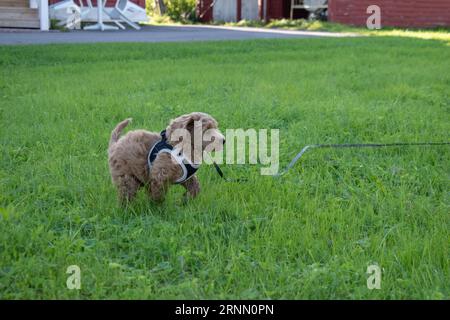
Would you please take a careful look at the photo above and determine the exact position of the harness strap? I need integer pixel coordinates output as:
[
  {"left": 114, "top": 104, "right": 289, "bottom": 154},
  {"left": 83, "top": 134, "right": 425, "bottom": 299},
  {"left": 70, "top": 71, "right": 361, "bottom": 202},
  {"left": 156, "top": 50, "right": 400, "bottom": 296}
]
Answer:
[{"left": 147, "top": 130, "right": 199, "bottom": 184}]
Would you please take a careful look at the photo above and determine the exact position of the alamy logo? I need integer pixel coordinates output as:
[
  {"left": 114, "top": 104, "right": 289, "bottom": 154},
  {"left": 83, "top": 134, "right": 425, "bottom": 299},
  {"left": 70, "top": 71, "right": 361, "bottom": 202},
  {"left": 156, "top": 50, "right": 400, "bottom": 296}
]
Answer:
[
  {"left": 66, "top": 265, "right": 81, "bottom": 290},
  {"left": 366, "top": 5, "right": 381, "bottom": 30},
  {"left": 170, "top": 122, "right": 280, "bottom": 176},
  {"left": 366, "top": 264, "right": 381, "bottom": 290}
]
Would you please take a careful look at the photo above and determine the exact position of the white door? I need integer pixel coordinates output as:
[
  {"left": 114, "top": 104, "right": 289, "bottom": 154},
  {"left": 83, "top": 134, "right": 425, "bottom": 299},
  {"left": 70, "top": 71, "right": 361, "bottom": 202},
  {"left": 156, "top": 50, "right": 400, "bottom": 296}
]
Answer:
[
  {"left": 241, "top": 0, "right": 259, "bottom": 21},
  {"left": 213, "top": 0, "right": 237, "bottom": 22}
]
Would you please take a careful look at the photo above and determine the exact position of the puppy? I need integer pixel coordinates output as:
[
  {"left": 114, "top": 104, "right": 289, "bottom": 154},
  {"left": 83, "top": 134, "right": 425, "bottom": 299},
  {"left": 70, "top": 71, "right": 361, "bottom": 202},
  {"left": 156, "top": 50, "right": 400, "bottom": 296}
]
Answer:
[{"left": 108, "top": 112, "right": 225, "bottom": 204}]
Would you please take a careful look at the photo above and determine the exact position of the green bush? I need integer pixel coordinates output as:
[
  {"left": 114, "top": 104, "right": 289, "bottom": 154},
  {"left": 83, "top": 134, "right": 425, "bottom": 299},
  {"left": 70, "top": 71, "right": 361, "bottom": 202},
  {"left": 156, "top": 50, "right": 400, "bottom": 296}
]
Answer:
[
  {"left": 147, "top": 0, "right": 197, "bottom": 22},
  {"left": 167, "top": 0, "right": 197, "bottom": 21}
]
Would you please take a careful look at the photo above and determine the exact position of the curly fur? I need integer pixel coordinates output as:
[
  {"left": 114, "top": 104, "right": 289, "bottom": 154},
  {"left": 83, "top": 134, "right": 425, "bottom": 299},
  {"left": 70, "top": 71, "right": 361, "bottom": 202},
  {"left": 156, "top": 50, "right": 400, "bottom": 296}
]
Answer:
[{"left": 108, "top": 112, "right": 224, "bottom": 204}]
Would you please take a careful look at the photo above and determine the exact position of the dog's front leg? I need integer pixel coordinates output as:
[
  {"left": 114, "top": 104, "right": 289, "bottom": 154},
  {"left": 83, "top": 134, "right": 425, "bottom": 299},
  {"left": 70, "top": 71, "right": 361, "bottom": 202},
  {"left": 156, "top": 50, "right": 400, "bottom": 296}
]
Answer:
[
  {"left": 148, "top": 155, "right": 173, "bottom": 203},
  {"left": 181, "top": 175, "right": 200, "bottom": 200},
  {"left": 149, "top": 172, "right": 170, "bottom": 203}
]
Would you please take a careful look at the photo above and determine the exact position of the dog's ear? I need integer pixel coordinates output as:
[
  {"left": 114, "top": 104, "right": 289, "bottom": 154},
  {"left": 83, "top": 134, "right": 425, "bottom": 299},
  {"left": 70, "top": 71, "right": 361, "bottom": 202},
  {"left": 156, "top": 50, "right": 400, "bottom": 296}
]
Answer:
[
  {"left": 183, "top": 114, "right": 196, "bottom": 131},
  {"left": 186, "top": 113, "right": 208, "bottom": 135},
  {"left": 202, "top": 116, "right": 218, "bottom": 131},
  {"left": 166, "top": 113, "right": 200, "bottom": 142}
]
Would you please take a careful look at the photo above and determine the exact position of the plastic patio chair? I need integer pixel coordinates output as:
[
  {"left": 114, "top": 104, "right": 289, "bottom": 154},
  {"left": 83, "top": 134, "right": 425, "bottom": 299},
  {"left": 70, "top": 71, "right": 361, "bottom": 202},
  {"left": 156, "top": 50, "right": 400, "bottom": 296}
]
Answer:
[
  {"left": 82, "top": 0, "right": 126, "bottom": 30},
  {"left": 107, "top": 0, "right": 141, "bottom": 30},
  {"left": 51, "top": 0, "right": 94, "bottom": 28},
  {"left": 51, "top": 0, "right": 142, "bottom": 30}
]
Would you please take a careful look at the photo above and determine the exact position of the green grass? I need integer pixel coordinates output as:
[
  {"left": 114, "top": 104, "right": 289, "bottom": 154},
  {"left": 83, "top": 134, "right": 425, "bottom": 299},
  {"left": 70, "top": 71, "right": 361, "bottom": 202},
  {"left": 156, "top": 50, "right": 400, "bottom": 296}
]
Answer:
[
  {"left": 215, "top": 19, "right": 450, "bottom": 43},
  {"left": 148, "top": 16, "right": 450, "bottom": 42},
  {"left": 0, "top": 36, "right": 449, "bottom": 299}
]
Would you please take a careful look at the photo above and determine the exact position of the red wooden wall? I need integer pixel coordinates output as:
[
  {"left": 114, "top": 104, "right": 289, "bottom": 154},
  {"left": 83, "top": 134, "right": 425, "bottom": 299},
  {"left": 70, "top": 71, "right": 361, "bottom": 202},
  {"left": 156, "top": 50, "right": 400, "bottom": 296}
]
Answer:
[
  {"left": 328, "top": 0, "right": 450, "bottom": 28},
  {"left": 266, "top": 0, "right": 284, "bottom": 20},
  {"left": 197, "top": 0, "right": 213, "bottom": 22},
  {"left": 198, "top": 0, "right": 308, "bottom": 22},
  {"left": 266, "top": 0, "right": 308, "bottom": 20},
  {"left": 49, "top": 0, "right": 146, "bottom": 8}
]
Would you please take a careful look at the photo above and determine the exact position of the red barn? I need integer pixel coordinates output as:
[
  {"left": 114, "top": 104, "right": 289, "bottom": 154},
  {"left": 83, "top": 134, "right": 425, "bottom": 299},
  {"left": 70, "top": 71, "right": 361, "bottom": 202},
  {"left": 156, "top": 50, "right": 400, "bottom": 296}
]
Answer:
[
  {"left": 328, "top": 0, "right": 450, "bottom": 28},
  {"left": 197, "top": 0, "right": 308, "bottom": 22},
  {"left": 198, "top": 0, "right": 450, "bottom": 28}
]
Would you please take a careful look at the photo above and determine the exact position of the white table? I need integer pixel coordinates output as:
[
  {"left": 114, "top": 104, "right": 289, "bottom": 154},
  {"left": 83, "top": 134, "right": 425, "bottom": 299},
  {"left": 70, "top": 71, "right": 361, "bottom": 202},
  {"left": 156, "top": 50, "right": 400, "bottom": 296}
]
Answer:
[{"left": 84, "top": 0, "right": 118, "bottom": 31}]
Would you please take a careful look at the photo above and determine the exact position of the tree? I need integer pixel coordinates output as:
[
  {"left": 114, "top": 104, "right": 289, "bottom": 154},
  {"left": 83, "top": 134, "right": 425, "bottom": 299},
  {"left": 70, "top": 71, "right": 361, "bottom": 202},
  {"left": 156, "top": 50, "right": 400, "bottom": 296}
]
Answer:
[{"left": 154, "top": 0, "right": 167, "bottom": 15}]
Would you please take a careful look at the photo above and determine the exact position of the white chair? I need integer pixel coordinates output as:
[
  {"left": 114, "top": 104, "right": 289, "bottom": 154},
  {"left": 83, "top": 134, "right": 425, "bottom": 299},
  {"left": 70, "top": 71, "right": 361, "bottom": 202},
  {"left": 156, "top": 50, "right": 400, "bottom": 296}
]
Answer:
[
  {"left": 50, "top": 0, "right": 93, "bottom": 28},
  {"left": 51, "top": 0, "right": 145, "bottom": 30},
  {"left": 106, "top": 0, "right": 141, "bottom": 30}
]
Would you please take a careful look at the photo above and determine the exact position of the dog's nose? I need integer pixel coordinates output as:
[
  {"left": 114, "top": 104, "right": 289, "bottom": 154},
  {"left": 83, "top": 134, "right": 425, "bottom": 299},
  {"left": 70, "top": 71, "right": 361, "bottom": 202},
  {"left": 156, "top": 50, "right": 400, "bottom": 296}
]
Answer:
[{"left": 223, "top": 139, "right": 226, "bottom": 145}]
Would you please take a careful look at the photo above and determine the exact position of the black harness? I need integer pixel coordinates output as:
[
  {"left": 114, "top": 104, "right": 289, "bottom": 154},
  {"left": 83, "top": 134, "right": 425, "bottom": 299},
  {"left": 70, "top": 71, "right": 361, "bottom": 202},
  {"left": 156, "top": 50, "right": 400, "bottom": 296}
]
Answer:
[{"left": 147, "top": 130, "right": 199, "bottom": 184}]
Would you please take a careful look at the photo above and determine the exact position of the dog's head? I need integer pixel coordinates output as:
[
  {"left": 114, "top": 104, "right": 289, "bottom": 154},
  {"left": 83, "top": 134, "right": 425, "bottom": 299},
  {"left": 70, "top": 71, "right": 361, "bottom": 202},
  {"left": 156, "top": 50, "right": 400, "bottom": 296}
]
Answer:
[{"left": 166, "top": 112, "right": 225, "bottom": 160}]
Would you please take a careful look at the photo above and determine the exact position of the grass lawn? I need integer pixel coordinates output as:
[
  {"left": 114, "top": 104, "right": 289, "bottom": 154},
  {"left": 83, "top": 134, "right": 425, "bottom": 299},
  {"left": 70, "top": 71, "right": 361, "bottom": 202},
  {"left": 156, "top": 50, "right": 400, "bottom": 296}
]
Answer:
[
  {"left": 0, "top": 36, "right": 449, "bottom": 299},
  {"left": 217, "top": 19, "right": 450, "bottom": 43},
  {"left": 151, "top": 17, "right": 450, "bottom": 43}
]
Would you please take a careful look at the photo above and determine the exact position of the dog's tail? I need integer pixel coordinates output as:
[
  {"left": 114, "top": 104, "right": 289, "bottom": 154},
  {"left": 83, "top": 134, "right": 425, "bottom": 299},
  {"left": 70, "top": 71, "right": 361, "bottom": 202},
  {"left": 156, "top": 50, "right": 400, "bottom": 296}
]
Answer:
[{"left": 109, "top": 118, "right": 132, "bottom": 148}]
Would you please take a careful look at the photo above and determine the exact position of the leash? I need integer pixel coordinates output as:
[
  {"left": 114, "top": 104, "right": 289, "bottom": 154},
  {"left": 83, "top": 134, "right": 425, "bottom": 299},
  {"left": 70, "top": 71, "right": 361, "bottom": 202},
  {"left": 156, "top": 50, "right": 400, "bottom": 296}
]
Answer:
[
  {"left": 212, "top": 161, "right": 248, "bottom": 182},
  {"left": 212, "top": 141, "right": 450, "bottom": 181}
]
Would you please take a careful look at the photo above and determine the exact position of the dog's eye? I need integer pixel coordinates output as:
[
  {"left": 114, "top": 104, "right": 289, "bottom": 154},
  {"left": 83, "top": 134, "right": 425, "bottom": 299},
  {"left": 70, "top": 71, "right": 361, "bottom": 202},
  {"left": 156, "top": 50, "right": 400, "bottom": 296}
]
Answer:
[{"left": 178, "top": 152, "right": 182, "bottom": 156}]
